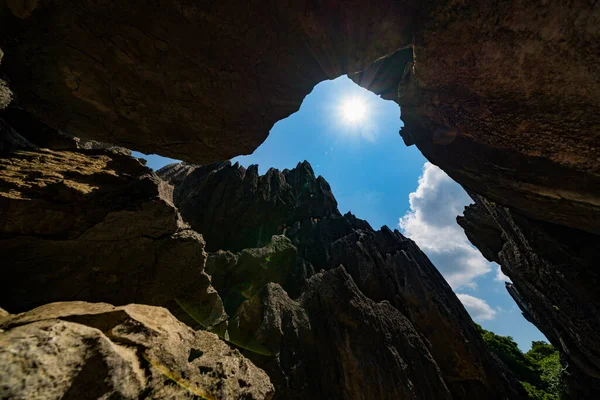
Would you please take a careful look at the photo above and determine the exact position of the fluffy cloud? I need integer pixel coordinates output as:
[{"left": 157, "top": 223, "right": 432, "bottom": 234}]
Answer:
[
  {"left": 456, "top": 294, "right": 497, "bottom": 321},
  {"left": 399, "top": 162, "right": 493, "bottom": 289}
]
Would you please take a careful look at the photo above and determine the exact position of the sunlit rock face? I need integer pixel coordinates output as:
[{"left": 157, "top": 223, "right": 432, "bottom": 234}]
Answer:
[
  {"left": 0, "top": 302, "right": 274, "bottom": 400},
  {"left": 160, "top": 161, "right": 527, "bottom": 400},
  {"left": 0, "top": 120, "right": 225, "bottom": 330},
  {"left": 458, "top": 195, "right": 600, "bottom": 398}
]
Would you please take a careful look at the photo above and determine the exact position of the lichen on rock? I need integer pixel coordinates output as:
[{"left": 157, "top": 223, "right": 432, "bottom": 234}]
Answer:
[{"left": 0, "top": 302, "right": 274, "bottom": 400}]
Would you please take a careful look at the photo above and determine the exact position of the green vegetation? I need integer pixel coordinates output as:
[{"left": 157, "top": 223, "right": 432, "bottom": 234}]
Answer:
[{"left": 476, "top": 325, "right": 563, "bottom": 399}]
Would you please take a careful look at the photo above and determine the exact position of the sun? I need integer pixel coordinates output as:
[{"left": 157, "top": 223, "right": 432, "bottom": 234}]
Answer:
[{"left": 341, "top": 97, "right": 367, "bottom": 123}]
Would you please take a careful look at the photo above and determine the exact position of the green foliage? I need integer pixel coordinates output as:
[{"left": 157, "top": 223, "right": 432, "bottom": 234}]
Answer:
[
  {"left": 476, "top": 324, "right": 563, "bottom": 399},
  {"left": 528, "top": 341, "right": 556, "bottom": 362},
  {"left": 520, "top": 381, "right": 558, "bottom": 400},
  {"left": 476, "top": 324, "right": 540, "bottom": 385},
  {"left": 536, "top": 351, "right": 562, "bottom": 396}
]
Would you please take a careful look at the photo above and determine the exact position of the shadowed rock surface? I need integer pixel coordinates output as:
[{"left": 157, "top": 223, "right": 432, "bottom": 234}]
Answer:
[
  {"left": 0, "top": 126, "right": 226, "bottom": 329},
  {"left": 160, "top": 161, "right": 339, "bottom": 252},
  {"left": 1, "top": 1, "right": 599, "bottom": 396},
  {"left": 161, "top": 161, "right": 527, "bottom": 400},
  {"left": 0, "top": 0, "right": 414, "bottom": 162},
  {"left": 458, "top": 195, "right": 600, "bottom": 398},
  {"left": 0, "top": 302, "right": 274, "bottom": 400},
  {"left": 1, "top": 1, "right": 598, "bottom": 236},
  {"left": 234, "top": 267, "right": 455, "bottom": 400},
  {"left": 0, "top": 46, "right": 11, "bottom": 110},
  {"left": 352, "top": 1, "right": 600, "bottom": 236}
]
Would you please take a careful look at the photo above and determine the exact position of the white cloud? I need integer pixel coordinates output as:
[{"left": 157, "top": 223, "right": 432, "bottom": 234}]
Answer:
[
  {"left": 495, "top": 265, "right": 512, "bottom": 283},
  {"left": 457, "top": 294, "right": 497, "bottom": 321},
  {"left": 399, "top": 162, "right": 493, "bottom": 289}
]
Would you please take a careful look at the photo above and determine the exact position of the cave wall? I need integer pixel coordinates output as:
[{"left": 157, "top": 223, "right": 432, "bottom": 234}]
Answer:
[{"left": 0, "top": 0, "right": 415, "bottom": 162}]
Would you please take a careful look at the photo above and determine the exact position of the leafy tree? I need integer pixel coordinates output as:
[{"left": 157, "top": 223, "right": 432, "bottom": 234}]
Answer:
[
  {"left": 475, "top": 324, "right": 563, "bottom": 399},
  {"left": 527, "top": 341, "right": 556, "bottom": 362}
]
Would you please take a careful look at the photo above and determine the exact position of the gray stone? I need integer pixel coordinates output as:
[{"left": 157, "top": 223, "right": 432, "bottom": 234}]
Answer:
[{"left": 0, "top": 302, "right": 274, "bottom": 400}]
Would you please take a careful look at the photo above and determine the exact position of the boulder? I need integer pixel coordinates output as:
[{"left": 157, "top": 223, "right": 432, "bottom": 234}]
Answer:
[
  {"left": 0, "top": 301, "right": 274, "bottom": 400},
  {"left": 0, "top": 143, "right": 225, "bottom": 330}
]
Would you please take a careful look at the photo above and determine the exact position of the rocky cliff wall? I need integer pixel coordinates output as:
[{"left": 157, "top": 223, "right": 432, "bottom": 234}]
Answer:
[
  {"left": 160, "top": 160, "right": 527, "bottom": 399},
  {"left": 458, "top": 195, "right": 600, "bottom": 398}
]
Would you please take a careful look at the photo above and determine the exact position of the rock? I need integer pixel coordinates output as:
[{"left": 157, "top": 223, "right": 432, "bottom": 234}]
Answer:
[
  {"left": 229, "top": 269, "right": 454, "bottom": 400},
  {"left": 456, "top": 200, "right": 504, "bottom": 263},
  {"left": 206, "top": 235, "right": 298, "bottom": 315},
  {"left": 159, "top": 161, "right": 339, "bottom": 252},
  {"left": 0, "top": 46, "right": 12, "bottom": 110},
  {"left": 0, "top": 141, "right": 226, "bottom": 331},
  {"left": 0, "top": 79, "right": 11, "bottom": 110},
  {"left": 301, "top": 267, "right": 453, "bottom": 399},
  {"left": 458, "top": 195, "right": 600, "bottom": 398},
  {"left": 156, "top": 162, "right": 197, "bottom": 188},
  {"left": 166, "top": 161, "right": 527, "bottom": 399},
  {"left": 2, "top": 2, "right": 598, "bottom": 393},
  {"left": 0, "top": 301, "right": 274, "bottom": 400},
  {"left": 0, "top": 108, "right": 135, "bottom": 153},
  {"left": 349, "top": 47, "right": 413, "bottom": 102},
  {"left": 354, "top": 1, "right": 600, "bottom": 235},
  {"left": 0, "top": 108, "right": 79, "bottom": 150},
  {"left": 75, "top": 136, "right": 132, "bottom": 156},
  {"left": 1, "top": 116, "right": 36, "bottom": 152},
  {"left": 2, "top": 1, "right": 598, "bottom": 236},
  {"left": 0, "top": 0, "right": 414, "bottom": 163}
]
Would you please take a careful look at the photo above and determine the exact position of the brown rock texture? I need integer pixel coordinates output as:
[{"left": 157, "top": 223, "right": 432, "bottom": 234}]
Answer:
[
  {"left": 1, "top": 1, "right": 598, "bottom": 235},
  {"left": 0, "top": 46, "right": 12, "bottom": 110},
  {"left": 234, "top": 268, "right": 454, "bottom": 400},
  {"left": 458, "top": 195, "right": 600, "bottom": 398},
  {"left": 0, "top": 0, "right": 414, "bottom": 162},
  {"left": 160, "top": 161, "right": 527, "bottom": 400},
  {"left": 0, "top": 142, "right": 225, "bottom": 330},
  {"left": 0, "top": 301, "right": 274, "bottom": 400},
  {"left": 354, "top": 1, "right": 600, "bottom": 235}
]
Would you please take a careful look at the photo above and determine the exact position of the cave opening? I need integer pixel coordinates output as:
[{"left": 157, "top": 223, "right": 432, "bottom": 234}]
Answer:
[{"left": 133, "top": 75, "right": 547, "bottom": 352}]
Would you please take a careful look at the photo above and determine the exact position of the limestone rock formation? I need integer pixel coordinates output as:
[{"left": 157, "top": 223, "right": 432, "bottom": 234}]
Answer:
[
  {"left": 0, "top": 301, "right": 274, "bottom": 400},
  {"left": 0, "top": 0, "right": 414, "bottom": 162},
  {"left": 1, "top": 1, "right": 598, "bottom": 235},
  {"left": 0, "top": 46, "right": 12, "bottom": 110},
  {"left": 206, "top": 235, "right": 298, "bottom": 316},
  {"left": 233, "top": 267, "right": 455, "bottom": 400},
  {"left": 161, "top": 161, "right": 527, "bottom": 400},
  {"left": 0, "top": 122, "right": 225, "bottom": 330},
  {"left": 1, "top": 0, "right": 599, "bottom": 396},
  {"left": 458, "top": 195, "right": 600, "bottom": 398},
  {"left": 160, "top": 160, "right": 339, "bottom": 252}
]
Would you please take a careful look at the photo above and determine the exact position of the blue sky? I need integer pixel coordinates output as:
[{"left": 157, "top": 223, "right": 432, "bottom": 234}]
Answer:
[{"left": 134, "top": 76, "right": 546, "bottom": 351}]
